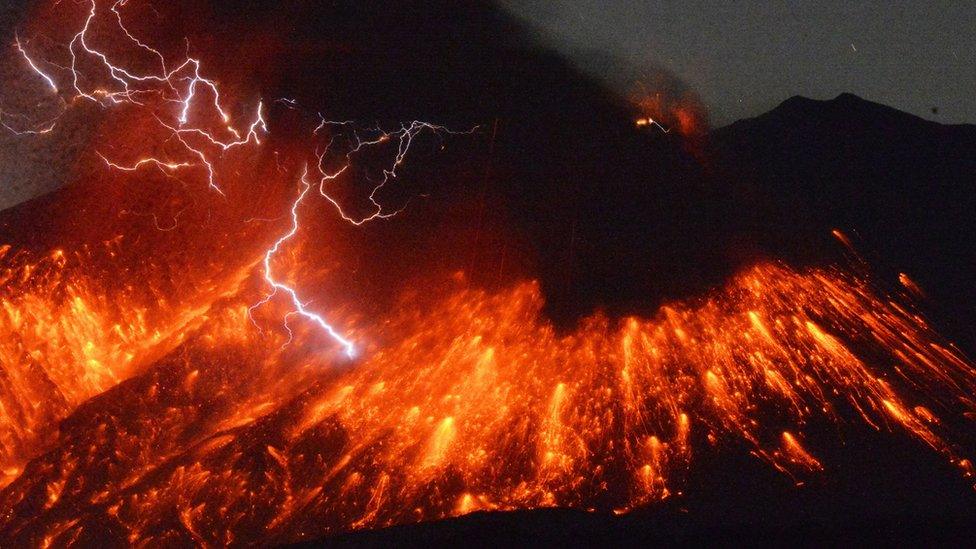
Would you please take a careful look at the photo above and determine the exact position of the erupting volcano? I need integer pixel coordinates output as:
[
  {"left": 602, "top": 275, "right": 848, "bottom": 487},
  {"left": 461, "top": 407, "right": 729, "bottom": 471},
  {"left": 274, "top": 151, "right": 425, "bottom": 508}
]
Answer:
[{"left": 1, "top": 0, "right": 975, "bottom": 545}]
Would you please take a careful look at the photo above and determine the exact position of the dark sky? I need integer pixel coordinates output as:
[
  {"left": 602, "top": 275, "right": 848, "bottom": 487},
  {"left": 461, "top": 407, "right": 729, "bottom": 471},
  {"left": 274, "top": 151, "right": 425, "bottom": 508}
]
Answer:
[{"left": 502, "top": 1, "right": 976, "bottom": 126}]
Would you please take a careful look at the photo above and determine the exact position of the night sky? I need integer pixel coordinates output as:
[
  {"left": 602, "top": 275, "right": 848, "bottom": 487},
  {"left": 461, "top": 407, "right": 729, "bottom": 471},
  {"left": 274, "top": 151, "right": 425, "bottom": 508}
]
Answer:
[{"left": 503, "top": 1, "right": 976, "bottom": 126}]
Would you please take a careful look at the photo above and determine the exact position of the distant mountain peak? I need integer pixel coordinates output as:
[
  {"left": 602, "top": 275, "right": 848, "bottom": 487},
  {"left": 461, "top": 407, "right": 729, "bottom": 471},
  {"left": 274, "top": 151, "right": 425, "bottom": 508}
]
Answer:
[
  {"left": 771, "top": 92, "right": 916, "bottom": 120},
  {"left": 833, "top": 91, "right": 865, "bottom": 103},
  {"left": 715, "top": 92, "right": 949, "bottom": 137}
]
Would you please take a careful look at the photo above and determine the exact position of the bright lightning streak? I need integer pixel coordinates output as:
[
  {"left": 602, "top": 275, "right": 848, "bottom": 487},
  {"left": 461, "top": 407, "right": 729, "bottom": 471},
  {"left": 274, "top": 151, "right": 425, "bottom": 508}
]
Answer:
[
  {"left": 312, "top": 121, "right": 477, "bottom": 224},
  {"left": 9, "top": 0, "right": 474, "bottom": 359},
  {"left": 251, "top": 168, "right": 357, "bottom": 358},
  {"left": 97, "top": 152, "right": 194, "bottom": 173},
  {"left": 0, "top": 108, "right": 59, "bottom": 135},
  {"left": 14, "top": 34, "right": 58, "bottom": 93},
  {"left": 6, "top": 0, "right": 268, "bottom": 193},
  {"left": 250, "top": 120, "right": 474, "bottom": 356}
]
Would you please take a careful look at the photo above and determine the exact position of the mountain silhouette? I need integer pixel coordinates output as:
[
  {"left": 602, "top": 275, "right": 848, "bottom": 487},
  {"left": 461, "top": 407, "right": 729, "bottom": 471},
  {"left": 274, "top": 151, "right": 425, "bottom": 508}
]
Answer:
[
  {"left": 711, "top": 92, "right": 976, "bottom": 348},
  {"left": 3, "top": 4, "right": 973, "bottom": 335}
]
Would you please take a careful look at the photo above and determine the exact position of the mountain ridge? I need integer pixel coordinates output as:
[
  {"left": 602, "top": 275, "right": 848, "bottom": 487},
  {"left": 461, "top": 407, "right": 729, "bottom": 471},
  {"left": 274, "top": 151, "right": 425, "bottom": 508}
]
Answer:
[{"left": 717, "top": 92, "right": 976, "bottom": 135}]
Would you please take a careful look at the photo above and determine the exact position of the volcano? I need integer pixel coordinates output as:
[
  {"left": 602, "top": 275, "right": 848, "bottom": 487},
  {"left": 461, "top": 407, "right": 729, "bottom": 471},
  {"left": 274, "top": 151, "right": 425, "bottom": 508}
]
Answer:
[{"left": 1, "top": 1, "right": 975, "bottom": 546}]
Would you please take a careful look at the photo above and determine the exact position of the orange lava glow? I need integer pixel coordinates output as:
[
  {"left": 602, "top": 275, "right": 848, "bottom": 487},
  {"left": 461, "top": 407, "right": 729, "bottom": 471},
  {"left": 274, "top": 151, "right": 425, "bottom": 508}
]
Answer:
[
  {"left": 1, "top": 253, "right": 974, "bottom": 544},
  {"left": 631, "top": 90, "right": 708, "bottom": 139},
  {"left": 0, "top": 240, "right": 255, "bottom": 485}
]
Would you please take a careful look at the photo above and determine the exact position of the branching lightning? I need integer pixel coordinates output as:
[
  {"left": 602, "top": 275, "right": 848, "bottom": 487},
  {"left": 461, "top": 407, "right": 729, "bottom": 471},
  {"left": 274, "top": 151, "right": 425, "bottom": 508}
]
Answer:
[
  {"left": 8, "top": 0, "right": 472, "bottom": 357},
  {"left": 249, "top": 120, "right": 475, "bottom": 356},
  {"left": 250, "top": 169, "right": 357, "bottom": 357},
  {"left": 6, "top": 2, "right": 976, "bottom": 544}
]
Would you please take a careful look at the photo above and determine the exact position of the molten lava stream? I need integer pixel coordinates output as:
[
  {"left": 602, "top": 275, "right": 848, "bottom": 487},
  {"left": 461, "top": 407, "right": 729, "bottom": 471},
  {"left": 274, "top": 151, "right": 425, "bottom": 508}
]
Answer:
[
  {"left": 0, "top": 260, "right": 974, "bottom": 545},
  {"left": 0, "top": 239, "right": 255, "bottom": 488}
]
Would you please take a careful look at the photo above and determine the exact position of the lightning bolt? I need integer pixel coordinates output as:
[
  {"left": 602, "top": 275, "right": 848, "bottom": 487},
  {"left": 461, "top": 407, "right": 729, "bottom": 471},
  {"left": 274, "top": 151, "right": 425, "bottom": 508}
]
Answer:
[
  {"left": 3, "top": 34, "right": 63, "bottom": 134},
  {"left": 249, "top": 120, "right": 476, "bottom": 356},
  {"left": 7, "top": 0, "right": 268, "bottom": 192},
  {"left": 8, "top": 0, "right": 476, "bottom": 359},
  {"left": 14, "top": 33, "right": 58, "bottom": 93},
  {"left": 251, "top": 168, "right": 357, "bottom": 357}
]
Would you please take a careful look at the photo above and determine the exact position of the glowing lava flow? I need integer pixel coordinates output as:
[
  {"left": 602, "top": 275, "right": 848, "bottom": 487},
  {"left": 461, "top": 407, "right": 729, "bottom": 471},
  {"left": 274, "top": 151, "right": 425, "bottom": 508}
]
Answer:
[
  {"left": 1, "top": 0, "right": 471, "bottom": 491},
  {"left": 1, "top": 262, "right": 975, "bottom": 545},
  {"left": 0, "top": 239, "right": 256, "bottom": 487}
]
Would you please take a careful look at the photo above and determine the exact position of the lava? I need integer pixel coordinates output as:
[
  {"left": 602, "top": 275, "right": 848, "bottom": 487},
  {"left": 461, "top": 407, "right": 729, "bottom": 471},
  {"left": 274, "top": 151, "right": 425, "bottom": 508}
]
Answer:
[
  {"left": 630, "top": 87, "right": 708, "bottom": 140},
  {"left": 2, "top": 262, "right": 975, "bottom": 544},
  {"left": 1, "top": 0, "right": 975, "bottom": 546},
  {"left": 0, "top": 240, "right": 254, "bottom": 487}
]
